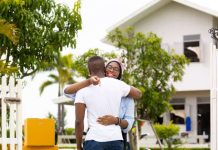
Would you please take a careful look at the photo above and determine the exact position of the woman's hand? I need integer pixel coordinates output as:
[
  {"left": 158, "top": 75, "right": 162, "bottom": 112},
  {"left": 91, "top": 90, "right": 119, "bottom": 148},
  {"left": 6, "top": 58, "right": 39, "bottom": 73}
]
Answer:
[{"left": 97, "top": 115, "right": 117, "bottom": 125}]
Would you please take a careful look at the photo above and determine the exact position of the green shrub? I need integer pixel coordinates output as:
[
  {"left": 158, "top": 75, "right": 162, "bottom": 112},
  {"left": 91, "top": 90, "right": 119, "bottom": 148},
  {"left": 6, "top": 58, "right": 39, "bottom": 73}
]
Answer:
[
  {"left": 140, "top": 148, "right": 209, "bottom": 150},
  {"left": 154, "top": 122, "right": 180, "bottom": 150},
  {"left": 65, "top": 128, "right": 75, "bottom": 135}
]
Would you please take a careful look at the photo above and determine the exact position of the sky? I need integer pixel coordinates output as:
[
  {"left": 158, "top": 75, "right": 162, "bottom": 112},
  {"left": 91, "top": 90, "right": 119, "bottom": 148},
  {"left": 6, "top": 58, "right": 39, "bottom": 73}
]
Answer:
[{"left": 22, "top": 0, "right": 218, "bottom": 128}]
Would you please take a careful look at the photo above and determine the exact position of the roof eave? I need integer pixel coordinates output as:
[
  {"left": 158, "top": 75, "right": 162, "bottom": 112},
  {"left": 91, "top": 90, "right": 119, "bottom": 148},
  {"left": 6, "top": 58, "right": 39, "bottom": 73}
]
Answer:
[
  {"left": 102, "top": 0, "right": 171, "bottom": 45},
  {"left": 106, "top": 0, "right": 171, "bottom": 32},
  {"left": 102, "top": 0, "right": 218, "bottom": 45},
  {"left": 174, "top": 0, "right": 218, "bottom": 18}
]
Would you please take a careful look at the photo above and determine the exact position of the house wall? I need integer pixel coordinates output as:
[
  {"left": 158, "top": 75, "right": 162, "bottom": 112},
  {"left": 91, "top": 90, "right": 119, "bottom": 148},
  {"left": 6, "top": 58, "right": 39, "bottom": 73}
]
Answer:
[
  {"left": 140, "top": 91, "right": 210, "bottom": 145},
  {"left": 129, "top": 2, "right": 214, "bottom": 143},
  {"left": 172, "top": 91, "right": 210, "bottom": 143},
  {"left": 213, "top": 17, "right": 218, "bottom": 28},
  {"left": 212, "top": 17, "right": 218, "bottom": 46},
  {"left": 132, "top": 1, "right": 213, "bottom": 91}
]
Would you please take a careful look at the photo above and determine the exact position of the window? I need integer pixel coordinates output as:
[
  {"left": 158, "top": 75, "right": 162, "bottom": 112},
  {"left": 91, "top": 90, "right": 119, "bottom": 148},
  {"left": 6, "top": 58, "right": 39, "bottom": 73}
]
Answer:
[
  {"left": 183, "top": 34, "right": 200, "bottom": 62},
  {"left": 170, "top": 98, "right": 185, "bottom": 124}
]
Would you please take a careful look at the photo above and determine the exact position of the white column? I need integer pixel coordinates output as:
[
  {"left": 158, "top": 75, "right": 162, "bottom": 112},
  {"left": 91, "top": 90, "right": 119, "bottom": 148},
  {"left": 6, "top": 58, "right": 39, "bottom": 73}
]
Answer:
[
  {"left": 210, "top": 44, "right": 218, "bottom": 150},
  {"left": 185, "top": 96, "right": 197, "bottom": 143}
]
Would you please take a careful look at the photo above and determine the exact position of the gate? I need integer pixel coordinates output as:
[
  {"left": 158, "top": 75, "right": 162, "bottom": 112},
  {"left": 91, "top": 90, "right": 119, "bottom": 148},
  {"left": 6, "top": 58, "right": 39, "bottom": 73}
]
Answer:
[{"left": 0, "top": 76, "right": 23, "bottom": 150}]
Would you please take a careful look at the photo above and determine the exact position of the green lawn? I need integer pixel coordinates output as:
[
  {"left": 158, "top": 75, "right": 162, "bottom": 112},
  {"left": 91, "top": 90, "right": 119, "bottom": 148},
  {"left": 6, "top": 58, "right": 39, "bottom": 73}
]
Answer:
[{"left": 140, "top": 148, "right": 209, "bottom": 150}]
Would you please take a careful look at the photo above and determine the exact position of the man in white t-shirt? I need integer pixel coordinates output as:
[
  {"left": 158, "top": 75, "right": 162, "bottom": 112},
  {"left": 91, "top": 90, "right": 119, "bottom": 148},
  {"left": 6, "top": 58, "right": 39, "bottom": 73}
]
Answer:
[{"left": 75, "top": 56, "right": 142, "bottom": 150}]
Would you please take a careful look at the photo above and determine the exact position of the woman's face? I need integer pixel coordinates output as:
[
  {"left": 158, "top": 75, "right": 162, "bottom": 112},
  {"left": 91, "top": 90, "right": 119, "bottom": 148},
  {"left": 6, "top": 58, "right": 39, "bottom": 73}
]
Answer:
[{"left": 106, "top": 62, "right": 120, "bottom": 79}]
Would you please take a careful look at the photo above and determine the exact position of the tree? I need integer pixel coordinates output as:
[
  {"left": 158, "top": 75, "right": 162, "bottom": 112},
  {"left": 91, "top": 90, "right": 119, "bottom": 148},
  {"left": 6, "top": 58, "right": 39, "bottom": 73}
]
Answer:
[
  {"left": 39, "top": 54, "right": 75, "bottom": 96},
  {"left": 0, "top": 0, "right": 81, "bottom": 78},
  {"left": 0, "top": 0, "right": 22, "bottom": 75},
  {"left": 73, "top": 48, "right": 117, "bottom": 78},
  {"left": 39, "top": 54, "right": 74, "bottom": 134},
  {"left": 107, "top": 27, "right": 189, "bottom": 150}
]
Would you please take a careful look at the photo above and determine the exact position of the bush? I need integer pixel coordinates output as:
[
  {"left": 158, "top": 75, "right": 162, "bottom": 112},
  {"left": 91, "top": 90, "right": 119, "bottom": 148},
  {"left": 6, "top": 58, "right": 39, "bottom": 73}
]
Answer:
[
  {"left": 154, "top": 122, "right": 180, "bottom": 150},
  {"left": 65, "top": 128, "right": 75, "bottom": 135},
  {"left": 140, "top": 148, "right": 209, "bottom": 150}
]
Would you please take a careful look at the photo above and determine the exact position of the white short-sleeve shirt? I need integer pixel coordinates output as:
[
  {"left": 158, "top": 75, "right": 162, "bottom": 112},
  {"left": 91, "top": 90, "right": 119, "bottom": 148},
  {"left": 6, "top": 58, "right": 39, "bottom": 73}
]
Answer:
[{"left": 75, "top": 77, "right": 130, "bottom": 142}]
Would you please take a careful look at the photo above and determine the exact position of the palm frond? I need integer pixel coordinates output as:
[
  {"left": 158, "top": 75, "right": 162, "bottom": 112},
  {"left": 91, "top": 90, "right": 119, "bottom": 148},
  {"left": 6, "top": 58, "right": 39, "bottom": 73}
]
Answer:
[
  {"left": 48, "top": 74, "right": 59, "bottom": 81},
  {"left": 0, "top": 0, "right": 25, "bottom": 5},
  {"left": 0, "top": 19, "right": 19, "bottom": 44},
  {"left": 39, "top": 80, "right": 56, "bottom": 95}
]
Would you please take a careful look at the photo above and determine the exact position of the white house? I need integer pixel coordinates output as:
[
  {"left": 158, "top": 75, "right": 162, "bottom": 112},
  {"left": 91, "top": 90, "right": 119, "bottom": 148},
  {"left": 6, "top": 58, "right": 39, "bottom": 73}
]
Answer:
[{"left": 103, "top": 0, "right": 218, "bottom": 144}]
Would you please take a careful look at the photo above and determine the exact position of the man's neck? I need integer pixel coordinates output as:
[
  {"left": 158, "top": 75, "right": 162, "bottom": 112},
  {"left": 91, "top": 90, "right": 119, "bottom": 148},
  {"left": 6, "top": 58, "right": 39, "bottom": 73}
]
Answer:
[{"left": 91, "top": 73, "right": 105, "bottom": 78}]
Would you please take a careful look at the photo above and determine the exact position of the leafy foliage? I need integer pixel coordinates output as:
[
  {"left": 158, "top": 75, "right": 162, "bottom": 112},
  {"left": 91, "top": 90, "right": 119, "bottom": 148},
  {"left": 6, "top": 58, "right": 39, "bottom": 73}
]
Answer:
[
  {"left": 107, "top": 27, "right": 189, "bottom": 121},
  {"left": 0, "top": 60, "right": 18, "bottom": 75},
  {"left": 0, "top": 19, "right": 19, "bottom": 44},
  {"left": 65, "top": 127, "right": 75, "bottom": 135},
  {"left": 73, "top": 48, "right": 117, "bottom": 78},
  {"left": 0, "top": 0, "right": 24, "bottom": 76},
  {"left": 154, "top": 123, "right": 180, "bottom": 150},
  {"left": 0, "top": 0, "right": 82, "bottom": 78},
  {"left": 154, "top": 123, "right": 179, "bottom": 140},
  {"left": 39, "top": 54, "right": 75, "bottom": 96}
]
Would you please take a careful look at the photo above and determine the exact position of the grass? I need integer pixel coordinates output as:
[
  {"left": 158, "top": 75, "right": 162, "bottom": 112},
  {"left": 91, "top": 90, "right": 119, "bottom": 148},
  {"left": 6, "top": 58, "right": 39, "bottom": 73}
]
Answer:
[
  {"left": 140, "top": 148, "right": 209, "bottom": 150},
  {"left": 58, "top": 146, "right": 209, "bottom": 150}
]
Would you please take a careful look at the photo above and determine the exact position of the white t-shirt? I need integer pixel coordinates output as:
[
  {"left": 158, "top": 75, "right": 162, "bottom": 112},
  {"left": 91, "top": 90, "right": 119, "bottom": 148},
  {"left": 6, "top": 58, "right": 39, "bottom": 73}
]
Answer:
[{"left": 75, "top": 77, "right": 130, "bottom": 142}]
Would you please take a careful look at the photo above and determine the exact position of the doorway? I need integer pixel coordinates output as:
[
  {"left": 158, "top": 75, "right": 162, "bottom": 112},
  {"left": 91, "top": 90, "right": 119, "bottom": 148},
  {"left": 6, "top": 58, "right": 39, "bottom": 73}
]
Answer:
[{"left": 197, "top": 103, "right": 210, "bottom": 142}]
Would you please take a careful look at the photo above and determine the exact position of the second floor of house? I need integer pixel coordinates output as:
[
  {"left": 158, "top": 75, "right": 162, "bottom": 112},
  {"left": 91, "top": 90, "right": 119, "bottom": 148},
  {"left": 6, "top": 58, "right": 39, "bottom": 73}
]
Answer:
[{"left": 106, "top": 1, "right": 218, "bottom": 91}]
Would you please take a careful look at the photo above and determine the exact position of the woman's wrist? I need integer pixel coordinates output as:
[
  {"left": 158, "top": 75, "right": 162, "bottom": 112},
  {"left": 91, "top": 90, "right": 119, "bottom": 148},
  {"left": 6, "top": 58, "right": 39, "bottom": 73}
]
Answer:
[
  {"left": 115, "top": 117, "right": 121, "bottom": 125},
  {"left": 115, "top": 117, "right": 119, "bottom": 125}
]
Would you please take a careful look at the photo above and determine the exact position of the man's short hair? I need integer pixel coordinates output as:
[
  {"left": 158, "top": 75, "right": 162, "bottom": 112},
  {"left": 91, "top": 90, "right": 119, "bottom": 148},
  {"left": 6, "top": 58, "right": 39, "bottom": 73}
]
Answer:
[{"left": 88, "top": 56, "right": 105, "bottom": 75}]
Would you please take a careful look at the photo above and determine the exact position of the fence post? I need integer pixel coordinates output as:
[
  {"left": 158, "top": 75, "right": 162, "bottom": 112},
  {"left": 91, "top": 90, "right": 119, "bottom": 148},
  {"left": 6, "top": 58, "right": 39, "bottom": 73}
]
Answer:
[
  {"left": 9, "top": 77, "right": 15, "bottom": 150},
  {"left": 16, "top": 79, "right": 23, "bottom": 150},
  {"left": 0, "top": 76, "right": 23, "bottom": 150},
  {"left": 1, "top": 76, "right": 7, "bottom": 150}
]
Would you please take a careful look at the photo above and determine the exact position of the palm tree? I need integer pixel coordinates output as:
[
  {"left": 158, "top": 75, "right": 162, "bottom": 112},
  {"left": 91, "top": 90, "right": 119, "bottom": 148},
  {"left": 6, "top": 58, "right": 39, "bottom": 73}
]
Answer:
[{"left": 39, "top": 54, "right": 74, "bottom": 134}]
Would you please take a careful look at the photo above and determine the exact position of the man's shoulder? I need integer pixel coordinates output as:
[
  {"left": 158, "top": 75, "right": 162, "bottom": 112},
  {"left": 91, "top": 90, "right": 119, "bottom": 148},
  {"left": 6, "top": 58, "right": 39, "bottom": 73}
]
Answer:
[
  {"left": 102, "top": 77, "right": 124, "bottom": 83},
  {"left": 77, "top": 85, "right": 92, "bottom": 93}
]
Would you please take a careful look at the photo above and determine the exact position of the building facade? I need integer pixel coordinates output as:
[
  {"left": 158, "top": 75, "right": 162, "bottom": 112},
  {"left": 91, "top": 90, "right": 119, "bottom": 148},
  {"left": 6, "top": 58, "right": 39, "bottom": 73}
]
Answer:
[{"left": 104, "top": 0, "right": 218, "bottom": 144}]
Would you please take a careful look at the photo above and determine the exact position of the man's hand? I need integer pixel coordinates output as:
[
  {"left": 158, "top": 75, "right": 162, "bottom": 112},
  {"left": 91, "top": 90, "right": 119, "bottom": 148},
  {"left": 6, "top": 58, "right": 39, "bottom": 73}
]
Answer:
[
  {"left": 97, "top": 115, "right": 117, "bottom": 125},
  {"left": 89, "top": 76, "right": 100, "bottom": 85}
]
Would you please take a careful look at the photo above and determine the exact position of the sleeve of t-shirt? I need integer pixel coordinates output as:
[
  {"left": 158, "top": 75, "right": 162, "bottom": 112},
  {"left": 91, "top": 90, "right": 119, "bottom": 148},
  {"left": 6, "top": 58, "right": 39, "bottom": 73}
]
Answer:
[
  {"left": 74, "top": 89, "right": 85, "bottom": 104},
  {"left": 64, "top": 93, "right": 76, "bottom": 102},
  {"left": 63, "top": 86, "right": 76, "bottom": 101},
  {"left": 121, "top": 97, "right": 135, "bottom": 133},
  {"left": 119, "top": 80, "right": 131, "bottom": 97}
]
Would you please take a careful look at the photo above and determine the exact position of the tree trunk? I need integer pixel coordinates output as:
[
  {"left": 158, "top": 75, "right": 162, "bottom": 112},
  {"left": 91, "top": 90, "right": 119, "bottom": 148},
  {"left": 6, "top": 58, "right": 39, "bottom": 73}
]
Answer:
[
  {"left": 129, "top": 131, "right": 136, "bottom": 150},
  {"left": 129, "top": 102, "right": 139, "bottom": 150},
  {"left": 57, "top": 84, "right": 65, "bottom": 135},
  {"left": 57, "top": 103, "right": 62, "bottom": 134},
  {"left": 149, "top": 119, "right": 163, "bottom": 150}
]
